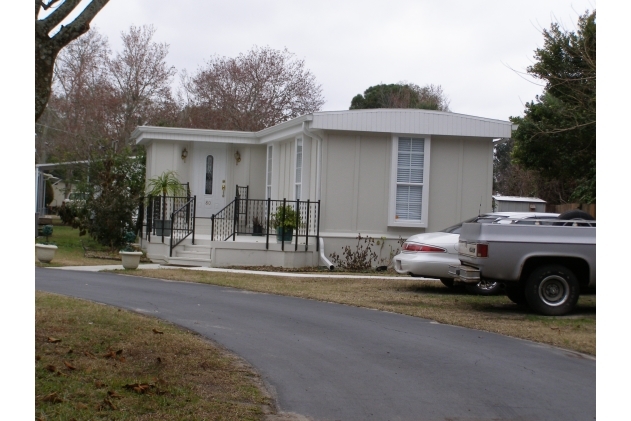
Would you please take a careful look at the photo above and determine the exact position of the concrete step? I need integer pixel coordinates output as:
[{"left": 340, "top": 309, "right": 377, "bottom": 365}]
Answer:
[
  {"left": 176, "top": 250, "right": 210, "bottom": 259},
  {"left": 165, "top": 256, "right": 212, "bottom": 267}
]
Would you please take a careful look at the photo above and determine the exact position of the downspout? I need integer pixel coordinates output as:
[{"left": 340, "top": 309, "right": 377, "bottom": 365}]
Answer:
[
  {"left": 303, "top": 121, "right": 332, "bottom": 270},
  {"left": 318, "top": 237, "right": 334, "bottom": 271}
]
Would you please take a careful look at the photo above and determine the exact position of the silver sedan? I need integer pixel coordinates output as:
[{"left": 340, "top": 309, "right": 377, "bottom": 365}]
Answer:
[{"left": 393, "top": 212, "right": 559, "bottom": 294}]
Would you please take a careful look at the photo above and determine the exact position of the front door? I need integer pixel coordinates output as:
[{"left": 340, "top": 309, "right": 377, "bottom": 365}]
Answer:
[{"left": 193, "top": 143, "right": 227, "bottom": 218}]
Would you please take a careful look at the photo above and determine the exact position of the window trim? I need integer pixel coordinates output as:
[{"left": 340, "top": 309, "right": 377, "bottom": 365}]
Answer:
[
  {"left": 266, "top": 145, "right": 273, "bottom": 199},
  {"left": 295, "top": 137, "right": 303, "bottom": 200},
  {"left": 388, "top": 135, "right": 431, "bottom": 228}
]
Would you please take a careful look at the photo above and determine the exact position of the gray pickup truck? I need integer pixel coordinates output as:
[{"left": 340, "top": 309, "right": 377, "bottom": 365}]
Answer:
[{"left": 448, "top": 211, "right": 595, "bottom": 316}]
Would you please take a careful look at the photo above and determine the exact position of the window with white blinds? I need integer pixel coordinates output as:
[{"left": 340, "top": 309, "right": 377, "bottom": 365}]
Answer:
[
  {"left": 295, "top": 139, "right": 303, "bottom": 200},
  {"left": 266, "top": 145, "right": 273, "bottom": 199},
  {"left": 390, "top": 136, "right": 430, "bottom": 226}
]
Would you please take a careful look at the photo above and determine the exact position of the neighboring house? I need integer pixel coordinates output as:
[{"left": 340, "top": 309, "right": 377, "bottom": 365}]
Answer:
[
  {"left": 132, "top": 108, "right": 513, "bottom": 268},
  {"left": 492, "top": 195, "right": 546, "bottom": 213}
]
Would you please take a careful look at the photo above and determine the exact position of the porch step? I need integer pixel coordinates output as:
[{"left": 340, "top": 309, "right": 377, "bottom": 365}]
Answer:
[
  {"left": 166, "top": 244, "right": 212, "bottom": 267},
  {"left": 165, "top": 256, "right": 212, "bottom": 267}
]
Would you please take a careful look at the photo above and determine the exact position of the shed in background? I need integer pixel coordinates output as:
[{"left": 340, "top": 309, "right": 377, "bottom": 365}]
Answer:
[{"left": 492, "top": 195, "right": 546, "bottom": 212}]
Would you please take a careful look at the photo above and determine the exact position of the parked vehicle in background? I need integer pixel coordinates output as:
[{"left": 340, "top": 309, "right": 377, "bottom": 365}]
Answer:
[
  {"left": 449, "top": 210, "right": 595, "bottom": 315},
  {"left": 392, "top": 212, "right": 559, "bottom": 295}
]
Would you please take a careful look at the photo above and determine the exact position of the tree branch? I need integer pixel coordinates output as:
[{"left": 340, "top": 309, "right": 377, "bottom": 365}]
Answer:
[
  {"left": 50, "top": 0, "right": 110, "bottom": 47},
  {"left": 39, "top": 0, "right": 82, "bottom": 34}
]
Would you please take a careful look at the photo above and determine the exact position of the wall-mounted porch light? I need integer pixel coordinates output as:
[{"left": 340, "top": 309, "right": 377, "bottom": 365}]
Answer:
[
  {"left": 234, "top": 150, "right": 241, "bottom": 165},
  {"left": 181, "top": 147, "right": 188, "bottom": 162}
]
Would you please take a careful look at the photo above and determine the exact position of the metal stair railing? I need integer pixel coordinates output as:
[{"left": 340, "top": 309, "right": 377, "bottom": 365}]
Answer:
[{"left": 169, "top": 196, "right": 196, "bottom": 257}]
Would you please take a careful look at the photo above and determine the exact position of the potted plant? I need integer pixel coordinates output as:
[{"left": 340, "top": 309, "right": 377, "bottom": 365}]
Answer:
[
  {"left": 146, "top": 170, "right": 186, "bottom": 236},
  {"left": 252, "top": 216, "right": 263, "bottom": 236},
  {"left": 119, "top": 230, "right": 143, "bottom": 270},
  {"left": 273, "top": 205, "right": 300, "bottom": 243},
  {"left": 35, "top": 225, "right": 57, "bottom": 263}
]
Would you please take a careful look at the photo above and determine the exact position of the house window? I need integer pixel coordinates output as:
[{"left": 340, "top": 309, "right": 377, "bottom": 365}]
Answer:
[
  {"left": 389, "top": 136, "right": 430, "bottom": 227},
  {"left": 266, "top": 145, "right": 273, "bottom": 199},
  {"left": 205, "top": 155, "right": 214, "bottom": 194},
  {"left": 295, "top": 138, "right": 303, "bottom": 200}
]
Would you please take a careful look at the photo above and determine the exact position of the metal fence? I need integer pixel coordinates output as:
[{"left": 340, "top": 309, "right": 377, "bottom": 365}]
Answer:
[{"left": 211, "top": 197, "right": 320, "bottom": 251}]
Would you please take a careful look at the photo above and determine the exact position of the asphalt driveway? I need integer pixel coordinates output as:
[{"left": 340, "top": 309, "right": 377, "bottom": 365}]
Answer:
[{"left": 36, "top": 267, "right": 595, "bottom": 421}]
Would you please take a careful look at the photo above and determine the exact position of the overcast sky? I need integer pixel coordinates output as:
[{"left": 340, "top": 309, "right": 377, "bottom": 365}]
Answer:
[{"left": 75, "top": 0, "right": 596, "bottom": 122}]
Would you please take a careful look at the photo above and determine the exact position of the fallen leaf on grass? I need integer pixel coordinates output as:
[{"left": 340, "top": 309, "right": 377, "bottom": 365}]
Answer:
[
  {"left": 124, "top": 383, "right": 154, "bottom": 394},
  {"left": 107, "top": 390, "right": 123, "bottom": 399},
  {"left": 152, "top": 329, "right": 164, "bottom": 334},
  {"left": 46, "top": 365, "right": 56, "bottom": 372},
  {"left": 75, "top": 402, "right": 88, "bottom": 410},
  {"left": 42, "top": 392, "right": 64, "bottom": 403},
  {"left": 94, "top": 380, "right": 107, "bottom": 388},
  {"left": 47, "top": 337, "right": 62, "bottom": 344},
  {"left": 103, "top": 350, "right": 116, "bottom": 359},
  {"left": 64, "top": 361, "right": 76, "bottom": 370},
  {"left": 84, "top": 351, "right": 96, "bottom": 358},
  {"left": 118, "top": 356, "right": 126, "bottom": 362}
]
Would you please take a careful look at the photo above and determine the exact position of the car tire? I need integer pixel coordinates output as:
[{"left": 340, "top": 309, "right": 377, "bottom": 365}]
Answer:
[
  {"left": 465, "top": 280, "right": 503, "bottom": 295},
  {"left": 524, "top": 264, "right": 580, "bottom": 316},
  {"left": 505, "top": 284, "right": 527, "bottom": 304}
]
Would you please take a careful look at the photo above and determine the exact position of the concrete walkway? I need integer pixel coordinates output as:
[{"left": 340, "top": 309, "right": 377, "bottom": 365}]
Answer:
[{"left": 48, "top": 263, "right": 414, "bottom": 280}]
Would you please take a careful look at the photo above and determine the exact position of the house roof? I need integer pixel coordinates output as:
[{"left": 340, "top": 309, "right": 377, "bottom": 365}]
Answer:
[
  {"left": 492, "top": 195, "right": 546, "bottom": 203},
  {"left": 132, "top": 109, "right": 513, "bottom": 145}
]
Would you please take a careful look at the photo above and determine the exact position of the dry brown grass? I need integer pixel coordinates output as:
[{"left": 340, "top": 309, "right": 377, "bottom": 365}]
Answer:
[
  {"left": 128, "top": 269, "right": 596, "bottom": 356},
  {"left": 36, "top": 291, "right": 275, "bottom": 420}
]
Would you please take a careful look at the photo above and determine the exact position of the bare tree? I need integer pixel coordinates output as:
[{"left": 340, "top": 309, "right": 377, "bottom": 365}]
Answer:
[
  {"left": 35, "top": 0, "right": 110, "bottom": 122},
  {"left": 37, "top": 29, "right": 113, "bottom": 162},
  {"left": 38, "top": 26, "right": 178, "bottom": 162},
  {"left": 108, "top": 25, "right": 177, "bottom": 144},
  {"left": 182, "top": 46, "right": 325, "bottom": 131}
]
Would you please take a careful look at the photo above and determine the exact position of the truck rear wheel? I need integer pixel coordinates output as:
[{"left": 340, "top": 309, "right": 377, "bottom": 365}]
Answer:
[{"left": 525, "top": 265, "right": 580, "bottom": 316}]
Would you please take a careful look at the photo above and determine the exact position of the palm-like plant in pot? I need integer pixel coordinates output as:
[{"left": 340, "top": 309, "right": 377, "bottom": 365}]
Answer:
[
  {"left": 146, "top": 171, "right": 186, "bottom": 236},
  {"left": 273, "top": 204, "right": 300, "bottom": 242}
]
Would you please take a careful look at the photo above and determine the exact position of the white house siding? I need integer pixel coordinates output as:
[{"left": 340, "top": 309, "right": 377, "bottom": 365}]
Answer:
[
  {"left": 146, "top": 140, "right": 186, "bottom": 181},
  {"left": 426, "top": 136, "right": 494, "bottom": 232},
  {"left": 226, "top": 144, "right": 266, "bottom": 200}
]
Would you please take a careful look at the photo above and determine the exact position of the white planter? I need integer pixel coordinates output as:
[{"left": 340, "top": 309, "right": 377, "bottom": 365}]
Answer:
[
  {"left": 36, "top": 244, "right": 58, "bottom": 263},
  {"left": 119, "top": 251, "right": 143, "bottom": 270}
]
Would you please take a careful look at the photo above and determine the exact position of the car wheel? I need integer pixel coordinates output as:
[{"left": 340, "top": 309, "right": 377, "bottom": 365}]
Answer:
[
  {"left": 505, "top": 284, "right": 527, "bottom": 304},
  {"left": 524, "top": 264, "right": 580, "bottom": 316},
  {"left": 440, "top": 278, "right": 455, "bottom": 288},
  {"left": 465, "top": 280, "right": 502, "bottom": 295}
]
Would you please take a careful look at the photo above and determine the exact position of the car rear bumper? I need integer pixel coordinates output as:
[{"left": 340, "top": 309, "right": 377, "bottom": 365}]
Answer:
[{"left": 393, "top": 253, "right": 459, "bottom": 279}]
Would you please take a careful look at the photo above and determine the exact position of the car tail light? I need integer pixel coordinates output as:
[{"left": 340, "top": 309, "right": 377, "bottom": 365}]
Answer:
[
  {"left": 475, "top": 244, "right": 488, "bottom": 258},
  {"left": 402, "top": 242, "right": 446, "bottom": 253}
]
